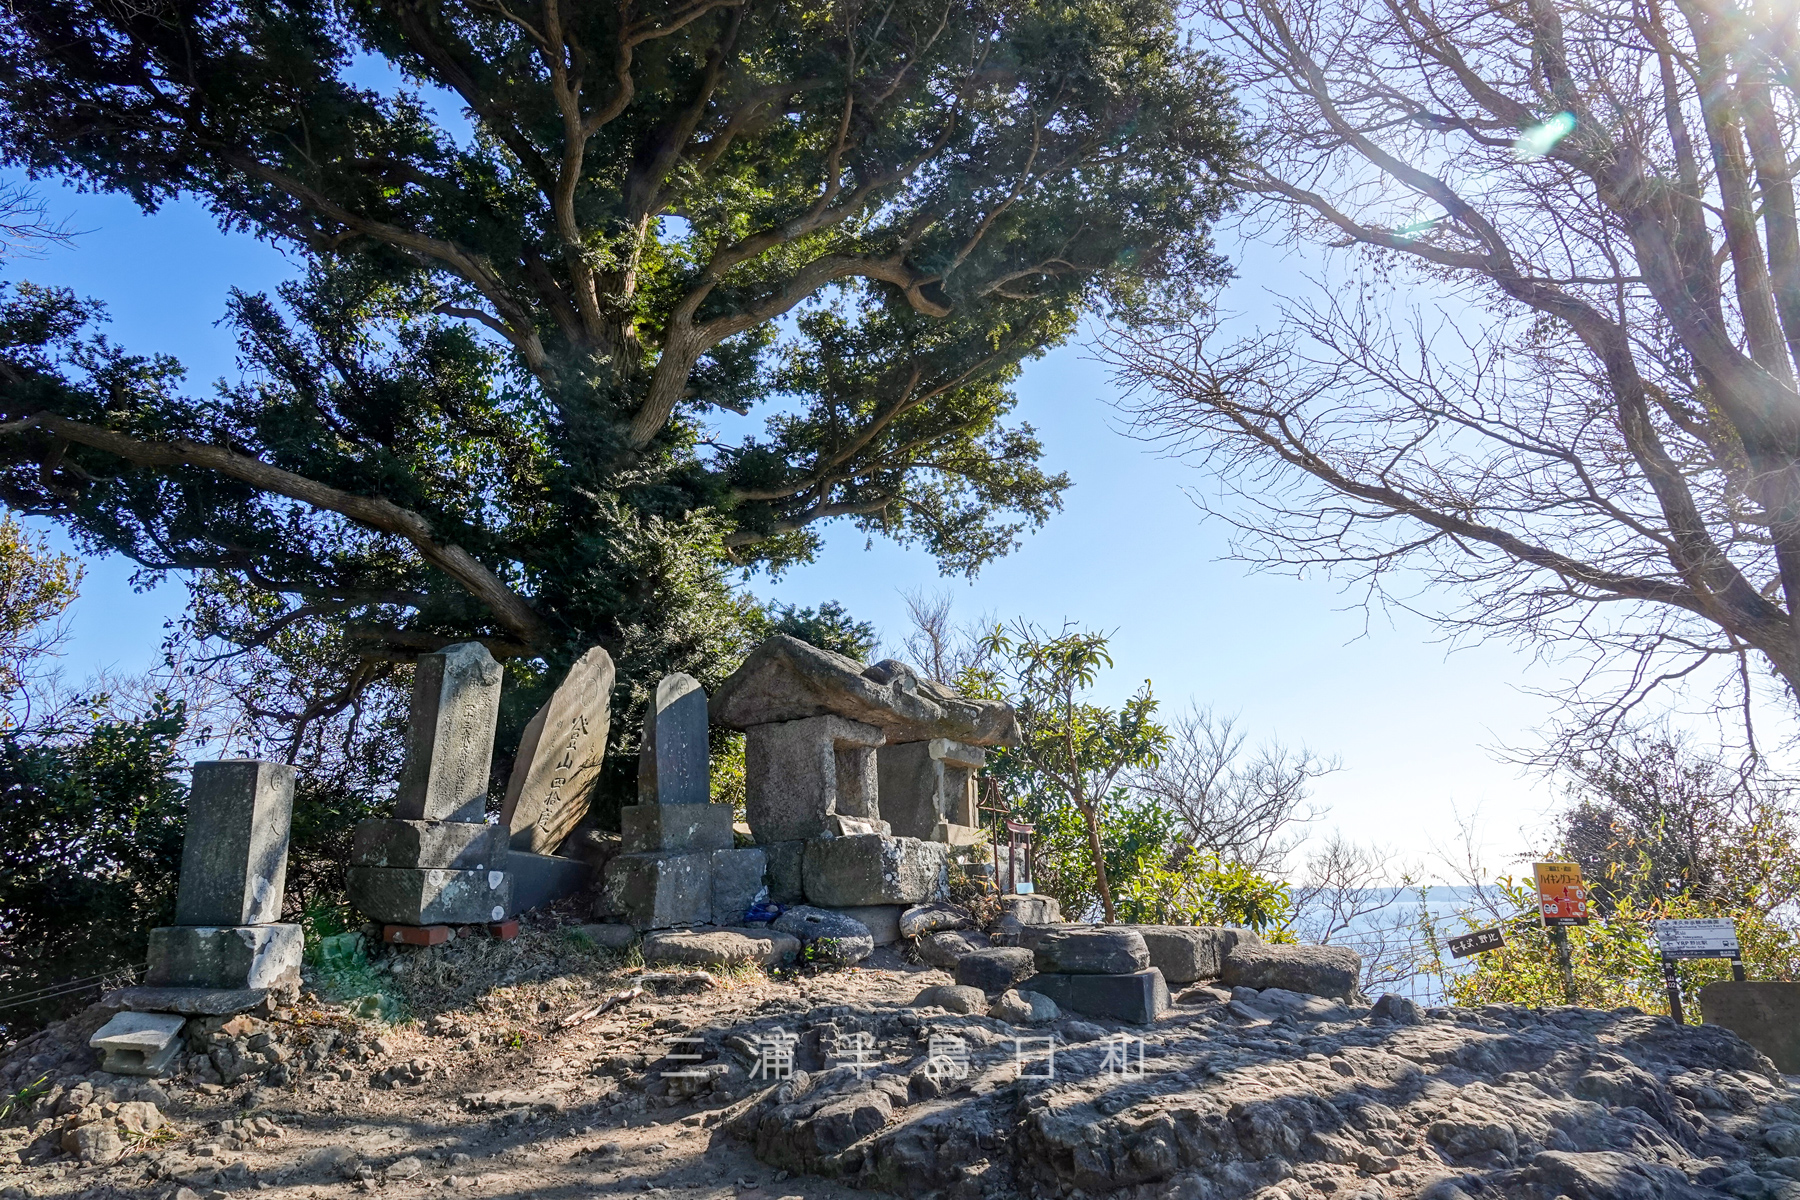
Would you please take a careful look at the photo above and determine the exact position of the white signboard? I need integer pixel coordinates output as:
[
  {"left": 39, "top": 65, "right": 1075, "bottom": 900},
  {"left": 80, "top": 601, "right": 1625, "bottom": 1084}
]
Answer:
[{"left": 1652, "top": 918, "right": 1740, "bottom": 960}]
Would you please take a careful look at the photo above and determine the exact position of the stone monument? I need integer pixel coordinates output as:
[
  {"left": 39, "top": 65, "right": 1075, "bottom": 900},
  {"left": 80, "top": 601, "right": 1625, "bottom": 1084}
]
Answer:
[{"left": 348, "top": 642, "right": 514, "bottom": 925}]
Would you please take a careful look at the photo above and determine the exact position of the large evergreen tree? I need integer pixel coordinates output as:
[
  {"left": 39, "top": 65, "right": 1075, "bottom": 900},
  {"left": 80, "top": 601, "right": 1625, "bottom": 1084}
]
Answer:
[{"left": 0, "top": 0, "right": 1239, "bottom": 703}]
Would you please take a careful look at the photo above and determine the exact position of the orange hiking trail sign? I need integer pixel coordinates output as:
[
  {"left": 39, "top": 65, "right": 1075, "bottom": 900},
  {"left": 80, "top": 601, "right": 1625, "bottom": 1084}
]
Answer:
[{"left": 1533, "top": 862, "right": 1590, "bottom": 927}]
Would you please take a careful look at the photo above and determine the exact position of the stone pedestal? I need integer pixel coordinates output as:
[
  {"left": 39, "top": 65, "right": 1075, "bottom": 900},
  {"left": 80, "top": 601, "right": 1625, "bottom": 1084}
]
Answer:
[
  {"left": 175, "top": 761, "right": 295, "bottom": 926},
  {"left": 346, "top": 866, "right": 512, "bottom": 925},
  {"left": 145, "top": 924, "right": 303, "bottom": 992},
  {"left": 352, "top": 819, "right": 501, "bottom": 870},
  {"left": 744, "top": 715, "right": 884, "bottom": 843},
  {"left": 1700, "top": 981, "right": 1800, "bottom": 1071},
  {"left": 877, "top": 738, "right": 984, "bottom": 842},
  {"left": 621, "top": 803, "right": 735, "bottom": 852},
  {"left": 801, "top": 834, "right": 947, "bottom": 907},
  {"left": 602, "top": 852, "right": 712, "bottom": 929}
]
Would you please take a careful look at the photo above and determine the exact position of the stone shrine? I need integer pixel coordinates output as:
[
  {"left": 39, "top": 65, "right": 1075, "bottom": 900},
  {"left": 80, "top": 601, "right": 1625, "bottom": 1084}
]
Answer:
[
  {"left": 349, "top": 642, "right": 514, "bottom": 926},
  {"left": 877, "top": 737, "right": 985, "bottom": 844}
]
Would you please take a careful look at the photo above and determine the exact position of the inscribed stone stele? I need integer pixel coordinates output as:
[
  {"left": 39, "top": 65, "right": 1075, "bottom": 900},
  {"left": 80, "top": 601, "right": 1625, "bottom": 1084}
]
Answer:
[
  {"left": 500, "top": 646, "right": 615, "bottom": 854},
  {"left": 638, "top": 673, "right": 709, "bottom": 805},
  {"left": 395, "top": 643, "right": 505, "bottom": 824}
]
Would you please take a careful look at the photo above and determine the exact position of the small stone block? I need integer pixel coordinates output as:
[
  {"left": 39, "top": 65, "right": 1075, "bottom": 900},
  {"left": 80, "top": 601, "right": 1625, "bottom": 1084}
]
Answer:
[
  {"left": 602, "top": 852, "right": 712, "bottom": 929},
  {"left": 90, "top": 1010, "right": 186, "bottom": 1054},
  {"left": 763, "top": 841, "right": 805, "bottom": 903},
  {"left": 352, "top": 819, "right": 499, "bottom": 869},
  {"left": 710, "top": 847, "right": 769, "bottom": 926},
  {"left": 1021, "top": 968, "right": 1170, "bottom": 1025},
  {"left": 489, "top": 919, "right": 521, "bottom": 940},
  {"left": 818, "top": 904, "right": 903, "bottom": 945},
  {"left": 1699, "top": 981, "right": 1800, "bottom": 1072},
  {"left": 145, "top": 924, "right": 303, "bottom": 991},
  {"left": 621, "top": 803, "right": 736, "bottom": 853},
  {"left": 346, "top": 866, "right": 512, "bottom": 926},
  {"left": 383, "top": 924, "right": 452, "bottom": 946},
  {"left": 175, "top": 759, "right": 295, "bottom": 927},
  {"left": 801, "top": 834, "right": 948, "bottom": 907},
  {"left": 1131, "top": 925, "right": 1259, "bottom": 984}
]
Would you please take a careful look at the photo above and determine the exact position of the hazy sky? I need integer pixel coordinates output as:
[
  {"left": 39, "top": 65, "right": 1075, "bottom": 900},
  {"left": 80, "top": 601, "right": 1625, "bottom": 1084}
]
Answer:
[{"left": 2, "top": 166, "right": 1577, "bottom": 881}]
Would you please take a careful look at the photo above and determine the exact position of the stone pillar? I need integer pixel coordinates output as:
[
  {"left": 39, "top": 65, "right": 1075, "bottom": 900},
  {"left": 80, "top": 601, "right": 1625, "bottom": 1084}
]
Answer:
[
  {"left": 145, "top": 760, "right": 303, "bottom": 997},
  {"left": 743, "top": 715, "right": 886, "bottom": 843},
  {"left": 876, "top": 738, "right": 985, "bottom": 843},
  {"left": 637, "top": 672, "right": 709, "bottom": 805},
  {"left": 501, "top": 646, "right": 615, "bottom": 854},
  {"left": 350, "top": 641, "right": 516, "bottom": 927}
]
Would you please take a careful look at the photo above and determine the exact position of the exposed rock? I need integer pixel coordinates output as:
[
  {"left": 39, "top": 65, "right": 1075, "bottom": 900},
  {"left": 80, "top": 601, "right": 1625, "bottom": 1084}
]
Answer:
[
  {"left": 771, "top": 905, "right": 874, "bottom": 966},
  {"left": 641, "top": 926, "right": 800, "bottom": 968},
  {"left": 1023, "top": 967, "right": 1169, "bottom": 1024},
  {"left": 1032, "top": 927, "right": 1151, "bottom": 975},
  {"left": 710, "top": 635, "right": 1019, "bottom": 745},
  {"left": 1221, "top": 941, "right": 1363, "bottom": 999},
  {"left": 989, "top": 989, "right": 1059, "bottom": 1025},
  {"left": 953, "top": 947, "right": 1037, "bottom": 993},
  {"left": 1131, "top": 925, "right": 1260, "bottom": 984},
  {"left": 915, "top": 929, "right": 989, "bottom": 969},
  {"left": 1372, "top": 991, "right": 1424, "bottom": 1024},
  {"left": 898, "top": 902, "right": 973, "bottom": 938},
  {"left": 910, "top": 985, "right": 989, "bottom": 1015}
]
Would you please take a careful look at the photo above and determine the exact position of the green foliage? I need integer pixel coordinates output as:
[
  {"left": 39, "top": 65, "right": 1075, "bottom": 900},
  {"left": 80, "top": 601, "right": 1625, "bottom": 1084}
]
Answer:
[
  {"left": 0, "top": 509, "right": 81, "bottom": 727},
  {"left": 0, "top": 695, "right": 188, "bottom": 1035},
  {"left": 711, "top": 731, "right": 747, "bottom": 824},
  {"left": 1116, "top": 852, "right": 1295, "bottom": 932},
  {"left": 755, "top": 601, "right": 879, "bottom": 663}
]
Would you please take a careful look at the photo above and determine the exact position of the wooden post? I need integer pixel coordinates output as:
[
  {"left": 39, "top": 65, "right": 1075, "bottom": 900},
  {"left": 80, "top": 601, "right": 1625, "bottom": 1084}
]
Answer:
[
  {"left": 1661, "top": 955, "right": 1685, "bottom": 1025},
  {"left": 1550, "top": 926, "right": 1578, "bottom": 1005}
]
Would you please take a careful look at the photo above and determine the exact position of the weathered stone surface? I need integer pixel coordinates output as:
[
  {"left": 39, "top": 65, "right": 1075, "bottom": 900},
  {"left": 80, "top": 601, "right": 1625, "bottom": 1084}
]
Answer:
[
  {"left": 89, "top": 1011, "right": 185, "bottom": 1076},
  {"left": 1701, "top": 981, "right": 1800, "bottom": 1072},
  {"left": 763, "top": 840, "right": 806, "bottom": 904},
  {"left": 346, "top": 866, "right": 512, "bottom": 925},
  {"left": 801, "top": 834, "right": 947, "bottom": 907},
  {"left": 1372, "top": 991, "right": 1423, "bottom": 1024},
  {"left": 989, "top": 989, "right": 1059, "bottom": 1025},
  {"left": 771, "top": 905, "right": 874, "bottom": 965},
  {"left": 744, "top": 715, "right": 884, "bottom": 843},
  {"left": 711, "top": 635, "right": 1020, "bottom": 745},
  {"left": 910, "top": 985, "right": 988, "bottom": 1015},
  {"left": 711, "top": 847, "right": 769, "bottom": 926},
  {"left": 1130, "top": 925, "right": 1260, "bottom": 984},
  {"left": 396, "top": 642, "right": 506, "bottom": 825},
  {"left": 954, "top": 947, "right": 1037, "bottom": 993},
  {"left": 899, "top": 902, "right": 972, "bottom": 939},
  {"left": 1033, "top": 928, "right": 1151, "bottom": 975},
  {"left": 500, "top": 647, "right": 614, "bottom": 853},
  {"left": 351, "top": 819, "right": 500, "bottom": 870},
  {"left": 621, "top": 803, "right": 735, "bottom": 853},
  {"left": 503, "top": 850, "right": 591, "bottom": 914},
  {"left": 101, "top": 985, "right": 275, "bottom": 1016},
  {"left": 602, "top": 852, "right": 711, "bottom": 929},
  {"left": 998, "top": 894, "right": 1063, "bottom": 925},
  {"left": 877, "top": 738, "right": 985, "bottom": 840},
  {"left": 175, "top": 760, "right": 295, "bottom": 927},
  {"left": 643, "top": 926, "right": 799, "bottom": 968},
  {"left": 569, "top": 923, "right": 637, "bottom": 950},
  {"left": 819, "top": 904, "right": 902, "bottom": 946},
  {"left": 638, "top": 673, "right": 709, "bottom": 806},
  {"left": 1022, "top": 968, "right": 1169, "bottom": 1024},
  {"left": 1221, "top": 942, "right": 1362, "bottom": 1000},
  {"left": 146, "top": 924, "right": 303, "bottom": 991},
  {"left": 916, "top": 929, "right": 990, "bottom": 969},
  {"left": 1249, "top": 985, "right": 1350, "bottom": 1020}
]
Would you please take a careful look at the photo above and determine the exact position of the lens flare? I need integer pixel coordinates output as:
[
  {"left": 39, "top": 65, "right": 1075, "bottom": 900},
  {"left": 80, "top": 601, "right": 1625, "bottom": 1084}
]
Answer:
[{"left": 1513, "top": 112, "right": 1576, "bottom": 159}]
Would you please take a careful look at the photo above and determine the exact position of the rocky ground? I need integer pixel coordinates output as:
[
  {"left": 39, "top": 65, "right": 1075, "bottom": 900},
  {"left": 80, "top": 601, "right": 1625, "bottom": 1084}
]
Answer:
[{"left": 0, "top": 914, "right": 1796, "bottom": 1200}]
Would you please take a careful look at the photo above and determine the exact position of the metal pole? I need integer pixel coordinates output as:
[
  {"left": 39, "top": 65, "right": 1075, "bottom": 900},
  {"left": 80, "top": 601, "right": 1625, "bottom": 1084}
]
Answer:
[
  {"left": 1550, "top": 926, "right": 1578, "bottom": 1005},
  {"left": 1661, "top": 955, "right": 1685, "bottom": 1025},
  {"left": 1732, "top": 956, "right": 1747, "bottom": 983}
]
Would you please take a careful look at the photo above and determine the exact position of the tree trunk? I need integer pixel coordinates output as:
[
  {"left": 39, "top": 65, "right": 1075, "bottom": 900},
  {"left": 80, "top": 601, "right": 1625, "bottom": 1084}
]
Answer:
[{"left": 1081, "top": 795, "right": 1118, "bottom": 922}]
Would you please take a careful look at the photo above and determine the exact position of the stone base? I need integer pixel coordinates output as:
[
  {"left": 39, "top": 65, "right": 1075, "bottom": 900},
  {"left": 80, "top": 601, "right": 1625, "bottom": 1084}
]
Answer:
[
  {"left": 1000, "top": 894, "right": 1063, "bottom": 925},
  {"left": 351, "top": 819, "right": 500, "bottom": 870},
  {"left": 602, "top": 852, "right": 711, "bottom": 929},
  {"left": 643, "top": 926, "right": 799, "bottom": 968},
  {"left": 932, "top": 822, "right": 984, "bottom": 846},
  {"left": 504, "top": 850, "right": 592, "bottom": 914},
  {"left": 763, "top": 841, "right": 805, "bottom": 903},
  {"left": 145, "top": 924, "right": 303, "bottom": 992},
  {"left": 1022, "top": 968, "right": 1170, "bottom": 1024},
  {"left": 89, "top": 1012, "right": 185, "bottom": 1077},
  {"left": 801, "top": 834, "right": 947, "bottom": 907},
  {"left": 819, "top": 904, "right": 903, "bottom": 945},
  {"left": 1130, "top": 925, "right": 1260, "bottom": 985},
  {"left": 102, "top": 986, "right": 275, "bottom": 1017},
  {"left": 622, "top": 803, "right": 736, "bottom": 853},
  {"left": 1700, "top": 981, "right": 1800, "bottom": 1072},
  {"left": 346, "top": 866, "right": 512, "bottom": 925},
  {"left": 711, "top": 847, "right": 769, "bottom": 926}
]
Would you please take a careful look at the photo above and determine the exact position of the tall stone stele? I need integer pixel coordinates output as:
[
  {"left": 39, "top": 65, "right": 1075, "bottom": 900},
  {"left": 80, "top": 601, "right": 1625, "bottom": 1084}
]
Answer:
[
  {"left": 144, "top": 760, "right": 304, "bottom": 996},
  {"left": 604, "top": 673, "right": 767, "bottom": 928},
  {"left": 347, "top": 642, "right": 514, "bottom": 927}
]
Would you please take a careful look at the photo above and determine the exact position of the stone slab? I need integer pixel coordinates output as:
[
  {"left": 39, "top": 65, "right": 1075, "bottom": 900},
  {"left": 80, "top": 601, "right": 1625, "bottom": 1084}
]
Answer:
[
  {"left": 501, "top": 647, "right": 615, "bottom": 853},
  {"left": 999, "top": 894, "right": 1063, "bottom": 925},
  {"left": 1220, "top": 942, "right": 1361, "bottom": 1000},
  {"left": 1034, "top": 928, "right": 1151, "bottom": 975},
  {"left": 570, "top": 923, "right": 637, "bottom": 950},
  {"left": 899, "top": 902, "right": 973, "bottom": 938},
  {"left": 639, "top": 673, "right": 709, "bottom": 805},
  {"left": 602, "top": 851, "right": 711, "bottom": 929},
  {"left": 711, "top": 847, "right": 769, "bottom": 927},
  {"left": 744, "top": 715, "right": 884, "bottom": 843},
  {"left": 175, "top": 759, "right": 295, "bottom": 927},
  {"left": 1700, "top": 981, "right": 1800, "bottom": 1072},
  {"left": 397, "top": 642, "right": 506, "bottom": 825},
  {"left": 622, "top": 803, "right": 735, "bottom": 853},
  {"left": 502, "top": 850, "right": 592, "bottom": 915},
  {"left": 818, "top": 904, "right": 903, "bottom": 946},
  {"left": 763, "top": 841, "right": 805, "bottom": 903},
  {"left": 801, "top": 834, "right": 947, "bottom": 907},
  {"left": 642, "top": 926, "right": 799, "bottom": 968},
  {"left": 90, "top": 1010, "right": 185, "bottom": 1054},
  {"left": 917, "top": 929, "right": 990, "bottom": 969},
  {"left": 771, "top": 905, "right": 874, "bottom": 966},
  {"left": 145, "top": 924, "right": 303, "bottom": 991},
  {"left": 351, "top": 819, "right": 501, "bottom": 870},
  {"left": 346, "top": 866, "right": 512, "bottom": 925},
  {"left": 1130, "top": 925, "right": 1260, "bottom": 985},
  {"left": 955, "top": 947, "right": 1037, "bottom": 993},
  {"left": 101, "top": 986, "right": 274, "bottom": 1017},
  {"left": 1023, "top": 968, "right": 1170, "bottom": 1025}
]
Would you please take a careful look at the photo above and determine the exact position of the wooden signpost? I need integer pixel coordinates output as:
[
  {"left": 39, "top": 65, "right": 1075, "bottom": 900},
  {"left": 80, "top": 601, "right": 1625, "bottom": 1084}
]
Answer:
[
  {"left": 1533, "top": 862, "right": 1589, "bottom": 1004},
  {"left": 1447, "top": 927, "right": 1506, "bottom": 959},
  {"left": 1651, "top": 918, "right": 1745, "bottom": 1025}
]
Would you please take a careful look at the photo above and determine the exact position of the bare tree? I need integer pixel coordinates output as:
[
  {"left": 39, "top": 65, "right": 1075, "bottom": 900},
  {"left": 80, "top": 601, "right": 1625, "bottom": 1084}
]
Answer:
[
  {"left": 1108, "top": 0, "right": 1800, "bottom": 756},
  {"left": 0, "top": 182, "right": 72, "bottom": 260},
  {"left": 1287, "top": 831, "right": 1426, "bottom": 995},
  {"left": 898, "top": 588, "right": 996, "bottom": 686},
  {"left": 1133, "top": 704, "right": 1336, "bottom": 873}
]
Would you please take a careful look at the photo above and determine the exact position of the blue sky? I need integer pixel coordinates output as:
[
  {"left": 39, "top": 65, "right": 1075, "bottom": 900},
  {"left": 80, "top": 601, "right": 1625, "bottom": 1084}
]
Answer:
[{"left": 2, "top": 168, "right": 1571, "bottom": 879}]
